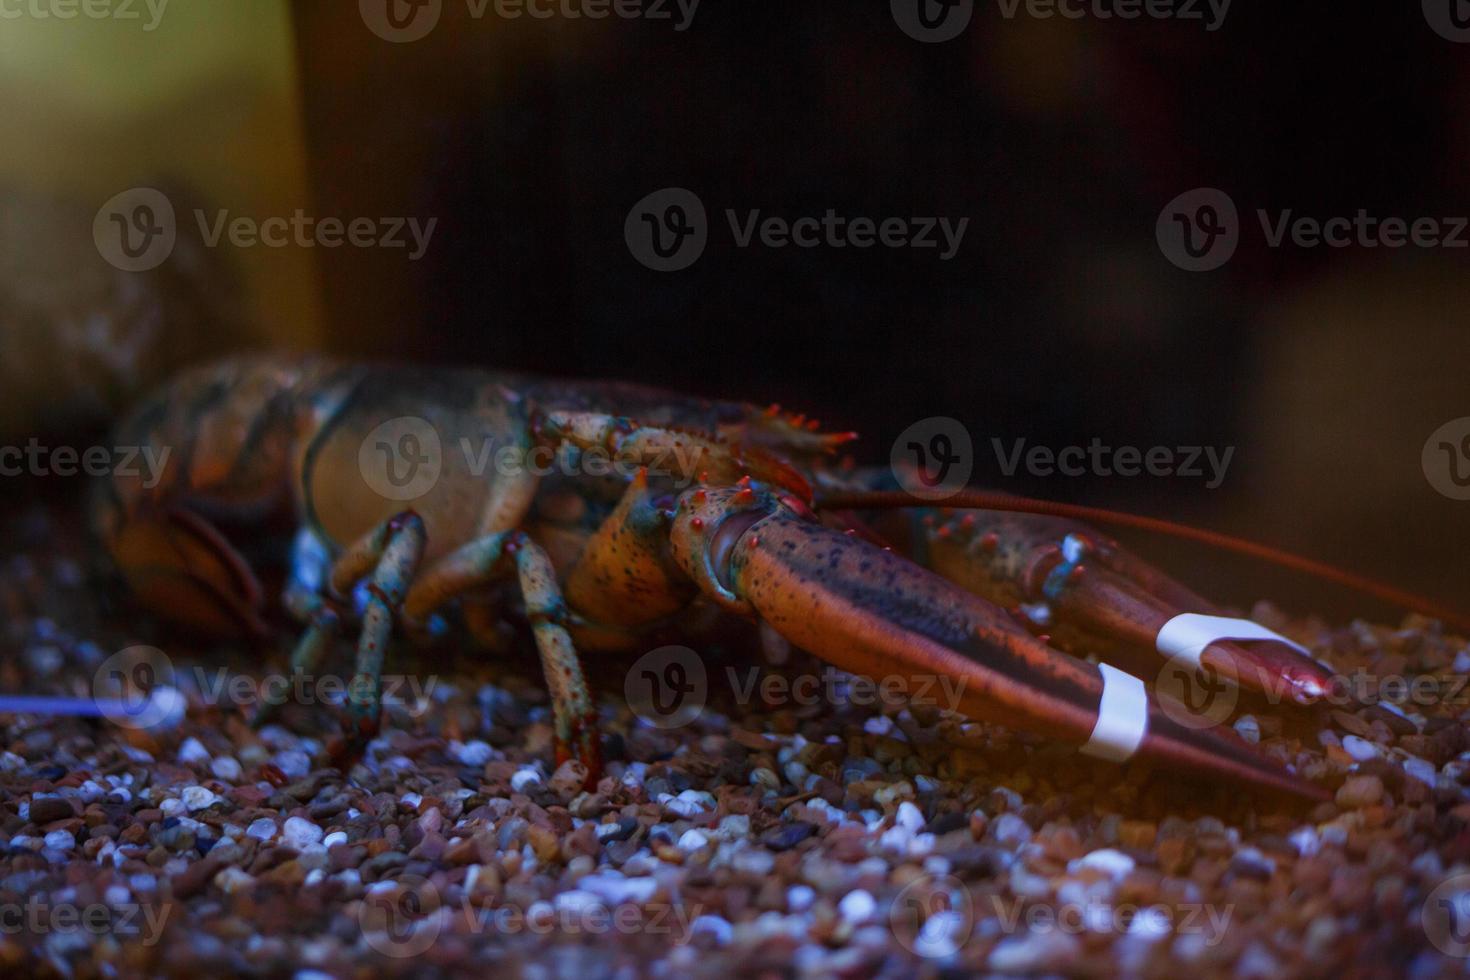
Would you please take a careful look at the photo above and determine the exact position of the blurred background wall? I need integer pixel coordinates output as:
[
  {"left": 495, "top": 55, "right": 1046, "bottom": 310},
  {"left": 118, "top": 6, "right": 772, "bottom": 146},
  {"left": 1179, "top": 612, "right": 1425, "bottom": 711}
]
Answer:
[{"left": 1, "top": 0, "right": 1465, "bottom": 625}]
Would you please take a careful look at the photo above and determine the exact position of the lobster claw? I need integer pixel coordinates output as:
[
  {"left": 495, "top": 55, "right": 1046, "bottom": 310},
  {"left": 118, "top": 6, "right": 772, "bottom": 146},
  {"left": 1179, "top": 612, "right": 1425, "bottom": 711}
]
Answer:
[
  {"left": 102, "top": 505, "right": 272, "bottom": 641},
  {"left": 920, "top": 511, "right": 1337, "bottom": 708},
  {"left": 669, "top": 487, "right": 1326, "bottom": 801}
]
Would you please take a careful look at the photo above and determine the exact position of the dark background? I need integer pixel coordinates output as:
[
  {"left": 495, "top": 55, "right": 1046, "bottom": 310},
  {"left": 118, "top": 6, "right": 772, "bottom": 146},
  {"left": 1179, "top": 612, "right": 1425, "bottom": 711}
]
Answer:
[
  {"left": 9, "top": 1, "right": 1462, "bottom": 627},
  {"left": 285, "top": 1, "right": 1470, "bottom": 623}
]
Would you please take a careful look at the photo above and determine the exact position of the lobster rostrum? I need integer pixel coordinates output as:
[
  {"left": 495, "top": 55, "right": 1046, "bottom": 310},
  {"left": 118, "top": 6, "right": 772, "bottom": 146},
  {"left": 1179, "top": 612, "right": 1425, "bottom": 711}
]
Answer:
[{"left": 93, "top": 354, "right": 1441, "bottom": 802}]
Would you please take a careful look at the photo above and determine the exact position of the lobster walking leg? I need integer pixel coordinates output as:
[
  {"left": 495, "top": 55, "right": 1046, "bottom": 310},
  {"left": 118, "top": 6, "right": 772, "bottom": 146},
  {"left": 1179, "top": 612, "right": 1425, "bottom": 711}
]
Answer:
[
  {"left": 404, "top": 530, "right": 599, "bottom": 774},
  {"left": 329, "top": 513, "right": 428, "bottom": 744}
]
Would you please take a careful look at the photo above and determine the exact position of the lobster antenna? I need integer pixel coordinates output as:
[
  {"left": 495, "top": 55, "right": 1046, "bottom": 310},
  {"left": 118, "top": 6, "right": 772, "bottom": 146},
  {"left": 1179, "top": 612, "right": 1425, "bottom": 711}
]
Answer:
[{"left": 813, "top": 488, "right": 1470, "bottom": 633}]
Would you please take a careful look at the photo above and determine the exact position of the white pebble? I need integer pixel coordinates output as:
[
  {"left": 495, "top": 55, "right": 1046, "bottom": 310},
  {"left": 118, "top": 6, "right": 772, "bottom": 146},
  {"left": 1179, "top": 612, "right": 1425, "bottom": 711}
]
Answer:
[
  {"left": 677, "top": 829, "right": 710, "bottom": 852},
  {"left": 510, "top": 768, "right": 542, "bottom": 793},
  {"left": 991, "top": 813, "right": 1032, "bottom": 848},
  {"left": 690, "top": 914, "right": 733, "bottom": 944},
  {"left": 282, "top": 816, "right": 324, "bottom": 849},
  {"left": 578, "top": 873, "right": 659, "bottom": 905},
  {"left": 44, "top": 830, "right": 75, "bottom": 851},
  {"left": 1341, "top": 735, "right": 1378, "bottom": 762},
  {"left": 273, "top": 750, "right": 311, "bottom": 779},
  {"left": 663, "top": 789, "right": 715, "bottom": 817},
  {"left": 182, "top": 786, "right": 219, "bottom": 812},
  {"left": 210, "top": 756, "right": 242, "bottom": 781},
  {"left": 1288, "top": 827, "right": 1320, "bottom": 857},
  {"left": 158, "top": 797, "right": 184, "bottom": 817},
  {"left": 451, "top": 740, "right": 494, "bottom": 767},
  {"left": 1404, "top": 757, "right": 1437, "bottom": 787},
  {"left": 553, "top": 889, "right": 603, "bottom": 914},
  {"left": 246, "top": 818, "right": 278, "bottom": 841},
  {"left": 322, "top": 831, "right": 348, "bottom": 848},
  {"left": 787, "top": 884, "right": 815, "bottom": 912},
  {"left": 400, "top": 792, "right": 423, "bottom": 809},
  {"left": 894, "top": 801, "right": 925, "bottom": 834},
  {"left": 863, "top": 715, "right": 894, "bottom": 736},
  {"left": 1234, "top": 715, "right": 1261, "bottom": 744},
  {"left": 732, "top": 849, "right": 775, "bottom": 875},
  {"left": 838, "top": 889, "right": 877, "bottom": 923},
  {"left": 1069, "top": 849, "right": 1135, "bottom": 881},
  {"left": 177, "top": 738, "right": 211, "bottom": 765}
]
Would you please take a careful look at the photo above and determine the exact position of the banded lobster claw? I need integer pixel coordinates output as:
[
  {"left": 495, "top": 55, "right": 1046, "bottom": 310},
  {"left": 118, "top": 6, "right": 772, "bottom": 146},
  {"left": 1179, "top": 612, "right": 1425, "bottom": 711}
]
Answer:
[
  {"left": 915, "top": 510, "right": 1338, "bottom": 709},
  {"left": 667, "top": 486, "right": 1327, "bottom": 801}
]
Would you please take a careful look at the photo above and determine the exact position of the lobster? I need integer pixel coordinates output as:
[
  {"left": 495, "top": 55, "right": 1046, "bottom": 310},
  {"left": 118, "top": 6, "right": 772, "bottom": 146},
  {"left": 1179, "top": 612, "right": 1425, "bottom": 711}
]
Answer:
[{"left": 87, "top": 354, "right": 1453, "bottom": 802}]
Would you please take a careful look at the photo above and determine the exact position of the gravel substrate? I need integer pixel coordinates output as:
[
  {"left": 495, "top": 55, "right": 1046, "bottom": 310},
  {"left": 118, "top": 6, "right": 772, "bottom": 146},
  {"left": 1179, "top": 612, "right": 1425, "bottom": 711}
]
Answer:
[{"left": 3, "top": 503, "right": 1470, "bottom": 978}]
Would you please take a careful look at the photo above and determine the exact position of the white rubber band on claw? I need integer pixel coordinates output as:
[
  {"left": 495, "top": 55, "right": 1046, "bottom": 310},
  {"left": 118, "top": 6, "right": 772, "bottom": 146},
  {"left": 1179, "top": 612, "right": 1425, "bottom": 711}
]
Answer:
[
  {"left": 1156, "top": 613, "right": 1311, "bottom": 667},
  {"left": 1080, "top": 664, "right": 1149, "bottom": 762}
]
